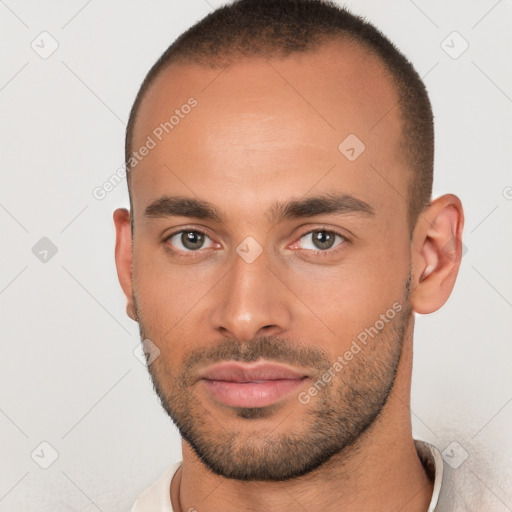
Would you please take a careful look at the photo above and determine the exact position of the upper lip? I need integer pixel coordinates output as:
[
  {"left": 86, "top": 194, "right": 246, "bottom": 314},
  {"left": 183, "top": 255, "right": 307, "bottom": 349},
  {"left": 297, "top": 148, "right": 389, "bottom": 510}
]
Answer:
[{"left": 200, "top": 361, "right": 308, "bottom": 382}]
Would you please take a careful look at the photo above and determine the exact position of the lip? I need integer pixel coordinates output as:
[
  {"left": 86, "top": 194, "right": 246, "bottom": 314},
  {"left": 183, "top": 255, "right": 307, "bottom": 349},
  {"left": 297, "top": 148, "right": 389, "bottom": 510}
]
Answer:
[
  {"left": 200, "top": 361, "right": 308, "bottom": 382},
  {"left": 199, "top": 361, "right": 309, "bottom": 408}
]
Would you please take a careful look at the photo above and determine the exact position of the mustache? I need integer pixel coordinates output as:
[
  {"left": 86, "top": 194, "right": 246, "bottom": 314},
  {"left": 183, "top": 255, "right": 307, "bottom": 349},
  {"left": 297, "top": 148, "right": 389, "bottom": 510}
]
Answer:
[{"left": 181, "top": 336, "right": 332, "bottom": 379}]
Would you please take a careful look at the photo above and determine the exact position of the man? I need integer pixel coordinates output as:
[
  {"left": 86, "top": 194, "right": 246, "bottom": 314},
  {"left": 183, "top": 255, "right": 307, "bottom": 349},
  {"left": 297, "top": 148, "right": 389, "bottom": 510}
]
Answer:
[{"left": 113, "top": 0, "right": 465, "bottom": 510}]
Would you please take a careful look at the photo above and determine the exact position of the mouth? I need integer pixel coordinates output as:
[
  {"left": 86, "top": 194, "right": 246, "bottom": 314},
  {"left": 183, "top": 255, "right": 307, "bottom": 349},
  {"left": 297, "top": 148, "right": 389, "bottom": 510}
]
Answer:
[{"left": 199, "top": 361, "right": 310, "bottom": 408}]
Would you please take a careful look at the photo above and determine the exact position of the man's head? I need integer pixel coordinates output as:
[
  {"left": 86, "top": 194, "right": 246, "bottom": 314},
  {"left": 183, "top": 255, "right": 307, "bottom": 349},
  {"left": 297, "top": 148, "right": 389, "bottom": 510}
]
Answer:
[
  {"left": 125, "top": 0, "right": 434, "bottom": 232},
  {"left": 114, "top": 0, "right": 463, "bottom": 482}
]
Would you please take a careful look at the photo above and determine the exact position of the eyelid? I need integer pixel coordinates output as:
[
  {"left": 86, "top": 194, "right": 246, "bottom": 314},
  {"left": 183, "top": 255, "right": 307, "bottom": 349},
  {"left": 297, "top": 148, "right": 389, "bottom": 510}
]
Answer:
[
  {"left": 162, "top": 225, "right": 215, "bottom": 241},
  {"left": 162, "top": 225, "right": 351, "bottom": 256},
  {"left": 162, "top": 226, "right": 219, "bottom": 254},
  {"left": 295, "top": 225, "right": 351, "bottom": 242},
  {"left": 289, "top": 227, "right": 350, "bottom": 253}
]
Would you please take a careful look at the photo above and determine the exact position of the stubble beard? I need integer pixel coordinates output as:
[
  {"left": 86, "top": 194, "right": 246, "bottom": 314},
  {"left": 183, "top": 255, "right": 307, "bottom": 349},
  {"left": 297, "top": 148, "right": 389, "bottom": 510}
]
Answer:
[{"left": 135, "top": 278, "right": 412, "bottom": 481}]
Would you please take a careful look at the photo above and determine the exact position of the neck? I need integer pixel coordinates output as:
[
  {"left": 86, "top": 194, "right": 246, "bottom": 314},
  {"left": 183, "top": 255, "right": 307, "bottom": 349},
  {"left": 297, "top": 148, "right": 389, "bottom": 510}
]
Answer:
[{"left": 171, "top": 326, "right": 433, "bottom": 511}]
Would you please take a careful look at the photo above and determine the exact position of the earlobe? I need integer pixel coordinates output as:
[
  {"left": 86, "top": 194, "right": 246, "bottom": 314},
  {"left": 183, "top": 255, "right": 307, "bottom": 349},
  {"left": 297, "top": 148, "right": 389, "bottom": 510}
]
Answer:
[
  {"left": 411, "top": 194, "right": 464, "bottom": 314},
  {"left": 113, "top": 208, "right": 137, "bottom": 322}
]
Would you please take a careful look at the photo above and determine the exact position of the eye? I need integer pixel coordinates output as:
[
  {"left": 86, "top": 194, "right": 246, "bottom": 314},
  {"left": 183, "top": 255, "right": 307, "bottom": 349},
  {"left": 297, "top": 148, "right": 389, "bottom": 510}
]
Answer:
[
  {"left": 165, "top": 230, "right": 216, "bottom": 252},
  {"left": 295, "top": 229, "right": 346, "bottom": 252}
]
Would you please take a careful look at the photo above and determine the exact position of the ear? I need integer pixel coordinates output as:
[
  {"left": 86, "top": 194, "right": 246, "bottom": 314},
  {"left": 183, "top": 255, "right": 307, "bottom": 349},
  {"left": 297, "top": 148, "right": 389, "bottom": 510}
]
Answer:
[
  {"left": 113, "top": 208, "right": 137, "bottom": 321},
  {"left": 410, "top": 194, "right": 465, "bottom": 314}
]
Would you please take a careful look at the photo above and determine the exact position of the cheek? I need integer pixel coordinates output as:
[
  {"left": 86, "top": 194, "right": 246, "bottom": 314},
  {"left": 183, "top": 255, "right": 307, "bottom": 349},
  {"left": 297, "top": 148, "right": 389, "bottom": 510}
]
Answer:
[
  {"left": 132, "top": 246, "right": 201, "bottom": 342},
  {"left": 280, "top": 241, "right": 409, "bottom": 349},
  {"left": 134, "top": 240, "right": 210, "bottom": 300}
]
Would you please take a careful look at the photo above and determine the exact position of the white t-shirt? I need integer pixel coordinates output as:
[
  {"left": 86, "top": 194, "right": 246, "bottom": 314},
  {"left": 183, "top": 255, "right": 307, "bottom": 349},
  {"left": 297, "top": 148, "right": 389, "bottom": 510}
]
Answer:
[{"left": 130, "top": 440, "right": 469, "bottom": 511}]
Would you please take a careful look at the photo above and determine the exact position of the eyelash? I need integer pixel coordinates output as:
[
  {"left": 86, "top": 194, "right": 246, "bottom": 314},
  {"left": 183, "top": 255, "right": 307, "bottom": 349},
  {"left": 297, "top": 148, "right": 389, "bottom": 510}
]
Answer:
[
  {"left": 290, "top": 230, "right": 348, "bottom": 257},
  {"left": 162, "top": 227, "right": 349, "bottom": 259}
]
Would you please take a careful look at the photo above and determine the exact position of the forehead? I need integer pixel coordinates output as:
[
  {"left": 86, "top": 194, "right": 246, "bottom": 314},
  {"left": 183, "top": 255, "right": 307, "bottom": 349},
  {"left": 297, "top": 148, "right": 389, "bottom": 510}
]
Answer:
[
  {"left": 134, "top": 39, "right": 401, "bottom": 140},
  {"left": 129, "top": 39, "right": 407, "bottom": 223}
]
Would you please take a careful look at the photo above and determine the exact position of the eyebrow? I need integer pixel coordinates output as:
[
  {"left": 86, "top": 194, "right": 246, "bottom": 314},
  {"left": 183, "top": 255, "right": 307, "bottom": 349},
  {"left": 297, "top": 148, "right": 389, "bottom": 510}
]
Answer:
[{"left": 144, "top": 193, "right": 375, "bottom": 224}]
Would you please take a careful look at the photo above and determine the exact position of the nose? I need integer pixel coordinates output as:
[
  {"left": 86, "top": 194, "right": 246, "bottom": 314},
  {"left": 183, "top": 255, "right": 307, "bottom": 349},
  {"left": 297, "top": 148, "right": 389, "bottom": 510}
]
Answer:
[{"left": 211, "top": 245, "right": 292, "bottom": 343}]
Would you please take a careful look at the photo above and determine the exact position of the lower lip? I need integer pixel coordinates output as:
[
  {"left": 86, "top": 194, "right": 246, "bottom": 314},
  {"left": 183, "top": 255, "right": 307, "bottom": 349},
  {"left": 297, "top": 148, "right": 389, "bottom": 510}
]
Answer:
[{"left": 201, "top": 378, "right": 308, "bottom": 408}]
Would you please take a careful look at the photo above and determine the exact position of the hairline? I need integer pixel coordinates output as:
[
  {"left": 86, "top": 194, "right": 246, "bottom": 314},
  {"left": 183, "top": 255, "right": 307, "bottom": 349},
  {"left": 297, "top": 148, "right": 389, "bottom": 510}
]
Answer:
[{"left": 126, "top": 34, "right": 426, "bottom": 237}]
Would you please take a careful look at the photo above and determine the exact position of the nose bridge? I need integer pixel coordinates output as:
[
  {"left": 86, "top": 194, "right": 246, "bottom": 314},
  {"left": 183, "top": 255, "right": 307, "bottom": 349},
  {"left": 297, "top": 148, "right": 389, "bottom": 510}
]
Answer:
[{"left": 213, "top": 241, "right": 290, "bottom": 341}]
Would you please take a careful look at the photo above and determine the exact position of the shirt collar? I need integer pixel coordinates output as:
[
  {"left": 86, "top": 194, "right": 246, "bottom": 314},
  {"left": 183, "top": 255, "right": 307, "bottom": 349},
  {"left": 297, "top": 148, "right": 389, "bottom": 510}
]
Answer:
[
  {"left": 414, "top": 439, "right": 445, "bottom": 511},
  {"left": 133, "top": 441, "right": 447, "bottom": 512}
]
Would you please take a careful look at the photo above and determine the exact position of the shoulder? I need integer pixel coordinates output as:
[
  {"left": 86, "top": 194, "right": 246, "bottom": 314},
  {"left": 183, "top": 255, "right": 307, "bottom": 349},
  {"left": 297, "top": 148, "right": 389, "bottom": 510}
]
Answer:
[{"left": 131, "top": 461, "right": 182, "bottom": 512}]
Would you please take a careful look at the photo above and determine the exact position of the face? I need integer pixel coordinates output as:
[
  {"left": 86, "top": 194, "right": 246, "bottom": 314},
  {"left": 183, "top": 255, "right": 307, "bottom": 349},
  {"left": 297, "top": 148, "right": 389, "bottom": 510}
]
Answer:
[{"left": 126, "top": 41, "right": 415, "bottom": 480}]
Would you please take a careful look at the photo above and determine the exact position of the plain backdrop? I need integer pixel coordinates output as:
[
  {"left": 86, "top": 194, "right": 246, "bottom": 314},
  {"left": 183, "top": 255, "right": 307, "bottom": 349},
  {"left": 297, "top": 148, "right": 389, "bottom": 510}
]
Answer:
[{"left": 1, "top": 0, "right": 511, "bottom": 510}]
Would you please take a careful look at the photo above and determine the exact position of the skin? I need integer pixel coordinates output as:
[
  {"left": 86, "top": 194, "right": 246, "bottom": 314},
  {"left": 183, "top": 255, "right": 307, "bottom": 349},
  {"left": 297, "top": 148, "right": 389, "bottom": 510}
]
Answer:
[{"left": 114, "top": 39, "right": 464, "bottom": 511}]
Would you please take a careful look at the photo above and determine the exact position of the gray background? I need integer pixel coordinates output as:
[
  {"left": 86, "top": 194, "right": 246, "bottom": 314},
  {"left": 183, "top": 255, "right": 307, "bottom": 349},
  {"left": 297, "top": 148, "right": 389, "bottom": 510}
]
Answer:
[{"left": 1, "top": 0, "right": 511, "bottom": 510}]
